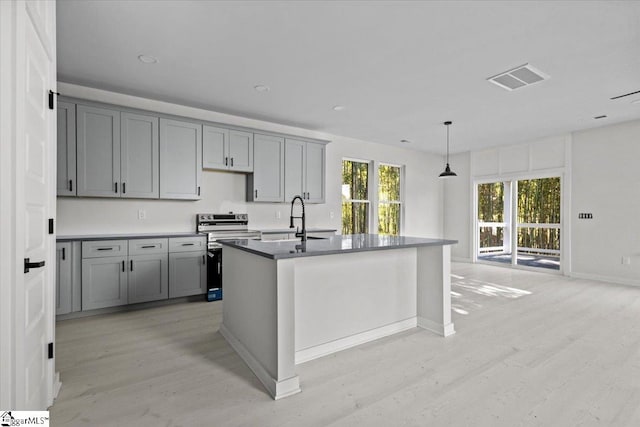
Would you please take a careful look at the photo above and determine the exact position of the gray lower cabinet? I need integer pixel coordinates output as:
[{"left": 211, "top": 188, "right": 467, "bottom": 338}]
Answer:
[
  {"left": 168, "top": 236, "right": 207, "bottom": 298},
  {"left": 56, "top": 242, "right": 73, "bottom": 315},
  {"left": 128, "top": 254, "right": 168, "bottom": 304},
  {"left": 82, "top": 255, "right": 128, "bottom": 310},
  {"left": 81, "top": 238, "right": 170, "bottom": 310}
]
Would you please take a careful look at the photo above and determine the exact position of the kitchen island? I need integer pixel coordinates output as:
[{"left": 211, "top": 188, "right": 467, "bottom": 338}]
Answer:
[{"left": 218, "top": 234, "right": 457, "bottom": 399}]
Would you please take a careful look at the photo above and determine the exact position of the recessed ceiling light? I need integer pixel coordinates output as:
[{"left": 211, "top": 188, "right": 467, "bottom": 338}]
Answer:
[
  {"left": 254, "top": 85, "right": 270, "bottom": 92},
  {"left": 138, "top": 54, "right": 158, "bottom": 64},
  {"left": 400, "top": 139, "right": 411, "bottom": 144},
  {"left": 594, "top": 115, "right": 607, "bottom": 119},
  {"left": 332, "top": 105, "right": 346, "bottom": 111}
]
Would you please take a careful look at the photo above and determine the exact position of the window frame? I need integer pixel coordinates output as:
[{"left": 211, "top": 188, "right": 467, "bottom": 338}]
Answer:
[
  {"left": 376, "top": 162, "right": 404, "bottom": 236},
  {"left": 341, "top": 157, "right": 373, "bottom": 235}
]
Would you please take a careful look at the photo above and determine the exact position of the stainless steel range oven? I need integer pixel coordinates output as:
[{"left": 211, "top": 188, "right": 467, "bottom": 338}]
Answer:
[{"left": 196, "top": 213, "right": 261, "bottom": 301}]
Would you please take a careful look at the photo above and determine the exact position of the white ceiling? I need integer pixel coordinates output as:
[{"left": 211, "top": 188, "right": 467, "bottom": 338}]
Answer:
[{"left": 57, "top": 1, "right": 640, "bottom": 154}]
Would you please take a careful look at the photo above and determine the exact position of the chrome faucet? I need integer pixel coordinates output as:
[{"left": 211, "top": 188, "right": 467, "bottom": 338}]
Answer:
[{"left": 289, "top": 195, "right": 307, "bottom": 242}]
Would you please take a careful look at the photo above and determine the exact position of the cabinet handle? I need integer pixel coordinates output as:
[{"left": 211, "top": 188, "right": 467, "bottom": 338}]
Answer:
[
  {"left": 230, "top": 157, "right": 234, "bottom": 167},
  {"left": 62, "top": 247, "right": 66, "bottom": 260},
  {"left": 182, "top": 243, "right": 195, "bottom": 246},
  {"left": 130, "top": 260, "right": 133, "bottom": 271},
  {"left": 122, "top": 182, "right": 126, "bottom": 194},
  {"left": 115, "top": 182, "right": 118, "bottom": 193},
  {"left": 225, "top": 157, "right": 228, "bottom": 166},
  {"left": 197, "top": 186, "right": 201, "bottom": 196},
  {"left": 202, "top": 254, "right": 205, "bottom": 265},
  {"left": 141, "top": 245, "right": 156, "bottom": 249},
  {"left": 122, "top": 260, "right": 125, "bottom": 272},
  {"left": 97, "top": 247, "right": 113, "bottom": 251},
  {"left": 255, "top": 189, "right": 258, "bottom": 198},
  {"left": 69, "top": 179, "right": 73, "bottom": 191},
  {"left": 217, "top": 262, "right": 221, "bottom": 274}
]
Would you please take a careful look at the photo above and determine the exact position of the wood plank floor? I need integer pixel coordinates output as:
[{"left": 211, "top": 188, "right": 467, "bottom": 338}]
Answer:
[{"left": 50, "top": 263, "right": 640, "bottom": 426}]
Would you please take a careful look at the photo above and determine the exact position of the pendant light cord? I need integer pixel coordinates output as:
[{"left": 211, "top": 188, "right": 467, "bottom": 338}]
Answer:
[{"left": 446, "top": 123, "right": 450, "bottom": 164}]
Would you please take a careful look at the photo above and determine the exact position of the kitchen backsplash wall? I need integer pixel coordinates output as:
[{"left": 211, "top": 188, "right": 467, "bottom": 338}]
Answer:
[{"left": 56, "top": 83, "right": 444, "bottom": 237}]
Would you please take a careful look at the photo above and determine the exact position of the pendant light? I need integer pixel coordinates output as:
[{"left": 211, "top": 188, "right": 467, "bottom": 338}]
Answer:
[{"left": 439, "top": 120, "right": 457, "bottom": 178}]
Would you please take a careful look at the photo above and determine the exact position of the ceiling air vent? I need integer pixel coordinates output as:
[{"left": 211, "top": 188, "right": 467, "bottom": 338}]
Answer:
[{"left": 488, "top": 64, "right": 549, "bottom": 91}]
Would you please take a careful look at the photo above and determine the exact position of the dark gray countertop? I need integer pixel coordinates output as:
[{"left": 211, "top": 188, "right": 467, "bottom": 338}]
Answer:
[
  {"left": 259, "top": 228, "right": 337, "bottom": 235},
  {"left": 218, "top": 234, "right": 457, "bottom": 260},
  {"left": 56, "top": 232, "right": 203, "bottom": 242}
]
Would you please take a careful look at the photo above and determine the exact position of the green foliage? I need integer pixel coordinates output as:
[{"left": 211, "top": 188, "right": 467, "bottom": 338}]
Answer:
[
  {"left": 342, "top": 160, "right": 369, "bottom": 234},
  {"left": 378, "top": 165, "right": 401, "bottom": 235},
  {"left": 477, "top": 182, "right": 504, "bottom": 222}
]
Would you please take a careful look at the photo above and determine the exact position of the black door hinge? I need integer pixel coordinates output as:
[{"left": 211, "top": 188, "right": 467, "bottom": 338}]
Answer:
[
  {"left": 48, "top": 342, "right": 54, "bottom": 359},
  {"left": 48, "top": 218, "right": 54, "bottom": 234},
  {"left": 49, "top": 90, "right": 60, "bottom": 110}
]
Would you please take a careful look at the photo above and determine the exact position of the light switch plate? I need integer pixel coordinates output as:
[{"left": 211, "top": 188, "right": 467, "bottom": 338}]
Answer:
[{"left": 138, "top": 209, "right": 146, "bottom": 220}]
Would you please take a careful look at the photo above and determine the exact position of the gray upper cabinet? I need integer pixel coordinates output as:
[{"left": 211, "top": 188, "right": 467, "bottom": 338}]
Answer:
[
  {"left": 77, "top": 105, "right": 121, "bottom": 197},
  {"left": 304, "top": 141, "right": 326, "bottom": 203},
  {"left": 160, "top": 118, "right": 202, "bottom": 200},
  {"left": 228, "top": 130, "right": 253, "bottom": 172},
  {"left": 57, "top": 101, "right": 76, "bottom": 196},
  {"left": 248, "top": 133, "right": 285, "bottom": 202},
  {"left": 284, "top": 139, "right": 305, "bottom": 201},
  {"left": 121, "top": 112, "right": 159, "bottom": 199},
  {"left": 203, "top": 125, "right": 253, "bottom": 172},
  {"left": 284, "top": 139, "right": 326, "bottom": 203}
]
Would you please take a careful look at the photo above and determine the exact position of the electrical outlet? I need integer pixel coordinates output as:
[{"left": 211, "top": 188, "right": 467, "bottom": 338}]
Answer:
[
  {"left": 330, "top": 211, "right": 334, "bottom": 219},
  {"left": 276, "top": 211, "right": 281, "bottom": 219},
  {"left": 622, "top": 256, "right": 631, "bottom": 265},
  {"left": 138, "top": 209, "right": 146, "bottom": 220}
]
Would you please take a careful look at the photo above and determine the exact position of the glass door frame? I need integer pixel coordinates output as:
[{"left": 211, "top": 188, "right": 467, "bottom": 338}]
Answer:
[{"left": 473, "top": 171, "right": 567, "bottom": 274}]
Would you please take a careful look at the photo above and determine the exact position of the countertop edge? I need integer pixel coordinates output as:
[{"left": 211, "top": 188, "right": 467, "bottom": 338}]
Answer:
[
  {"left": 219, "top": 236, "right": 458, "bottom": 260},
  {"left": 56, "top": 232, "right": 204, "bottom": 242}
]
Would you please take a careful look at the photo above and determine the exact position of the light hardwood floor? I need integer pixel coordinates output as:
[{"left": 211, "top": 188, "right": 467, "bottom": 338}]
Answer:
[{"left": 51, "top": 263, "right": 640, "bottom": 426}]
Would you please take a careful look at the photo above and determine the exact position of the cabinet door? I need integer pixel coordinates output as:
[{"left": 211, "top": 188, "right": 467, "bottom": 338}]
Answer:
[
  {"left": 284, "top": 138, "right": 305, "bottom": 201},
  {"left": 228, "top": 130, "right": 253, "bottom": 172},
  {"left": 160, "top": 118, "right": 202, "bottom": 200},
  {"left": 82, "top": 256, "right": 128, "bottom": 310},
  {"left": 121, "top": 112, "right": 159, "bottom": 199},
  {"left": 202, "top": 125, "right": 229, "bottom": 170},
  {"left": 56, "top": 243, "right": 72, "bottom": 315},
  {"left": 305, "top": 142, "right": 325, "bottom": 203},
  {"left": 77, "top": 105, "right": 121, "bottom": 197},
  {"left": 169, "top": 251, "right": 206, "bottom": 298},
  {"left": 250, "top": 134, "right": 285, "bottom": 202},
  {"left": 56, "top": 102, "right": 76, "bottom": 196},
  {"left": 128, "top": 254, "right": 168, "bottom": 304}
]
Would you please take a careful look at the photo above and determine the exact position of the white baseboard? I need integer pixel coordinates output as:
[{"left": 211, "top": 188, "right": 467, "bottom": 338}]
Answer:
[
  {"left": 417, "top": 316, "right": 456, "bottom": 337},
  {"left": 220, "top": 323, "right": 300, "bottom": 400},
  {"left": 569, "top": 271, "right": 640, "bottom": 288},
  {"left": 295, "top": 317, "right": 417, "bottom": 364}
]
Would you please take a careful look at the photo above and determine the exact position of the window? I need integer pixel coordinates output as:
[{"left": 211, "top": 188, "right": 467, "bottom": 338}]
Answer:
[
  {"left": 342, "top": 160, "right": 369, "bottom": 234},
  {"left": 378, "top": 164, "right": 402, "bottom": 235}
]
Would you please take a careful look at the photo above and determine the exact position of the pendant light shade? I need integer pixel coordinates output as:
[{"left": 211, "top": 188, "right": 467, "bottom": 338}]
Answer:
[{"left": 439, "top": 120, "right": 457, "bottom": 178}]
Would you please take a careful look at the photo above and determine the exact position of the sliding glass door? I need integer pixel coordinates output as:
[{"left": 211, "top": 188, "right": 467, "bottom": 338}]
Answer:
[{"left": 476, "top": 177, "right": 561, "bottom": 271}]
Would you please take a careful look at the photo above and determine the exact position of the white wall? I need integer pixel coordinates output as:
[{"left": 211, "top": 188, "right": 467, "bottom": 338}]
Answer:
[
  {"left": 56, "top": 83, "right": 443, "bottom": 238},
  {"left": 571, "top": 120, "right": 640, "bottom": 286},
  {"left": 443, "top": 151, "right": 471, "bottom": 261}
]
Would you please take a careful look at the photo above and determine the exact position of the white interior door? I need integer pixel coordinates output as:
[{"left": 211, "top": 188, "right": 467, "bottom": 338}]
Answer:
[{"left": 12, "top": 0, "right": 57, "bottom": 410}]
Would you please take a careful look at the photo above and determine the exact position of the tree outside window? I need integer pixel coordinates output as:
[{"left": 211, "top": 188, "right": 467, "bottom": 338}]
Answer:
[
  {"left": 378, "top": 164, "right": 402, "bottom": 235},
  {"left": 342, "top": 160, "right": 369, "bottom": 234}
]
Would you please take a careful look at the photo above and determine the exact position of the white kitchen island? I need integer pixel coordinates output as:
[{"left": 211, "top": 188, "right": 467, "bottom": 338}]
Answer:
[{"left": 218, "top": 234, "right": 457, "bottom": 400}]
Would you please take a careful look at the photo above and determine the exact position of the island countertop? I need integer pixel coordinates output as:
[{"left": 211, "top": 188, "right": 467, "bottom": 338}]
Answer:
[{"left": 218, "top": 233, "right": 457, "bottom": 260}]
